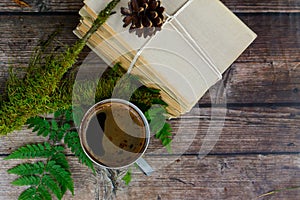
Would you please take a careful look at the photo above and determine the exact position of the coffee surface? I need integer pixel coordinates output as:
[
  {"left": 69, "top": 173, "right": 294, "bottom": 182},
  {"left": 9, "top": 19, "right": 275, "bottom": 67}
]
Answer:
[{"left": 82, "top": 102, "right": 147, "bottom": 167}]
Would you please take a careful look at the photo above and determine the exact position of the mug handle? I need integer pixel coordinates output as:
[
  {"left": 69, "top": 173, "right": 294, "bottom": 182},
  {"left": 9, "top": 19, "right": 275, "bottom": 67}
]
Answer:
[{"left": 135, "top": 157, "right": 154, "bottom": 176}]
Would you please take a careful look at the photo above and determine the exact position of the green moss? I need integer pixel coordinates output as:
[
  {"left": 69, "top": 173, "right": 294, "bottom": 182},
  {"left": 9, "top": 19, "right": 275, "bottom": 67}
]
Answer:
[{"left": 0, "top": 0, "right": 121, "bottom": 135}]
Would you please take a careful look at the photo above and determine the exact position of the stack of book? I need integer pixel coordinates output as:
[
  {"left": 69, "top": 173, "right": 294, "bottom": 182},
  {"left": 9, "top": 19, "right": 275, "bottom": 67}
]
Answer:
[{"left": 74, "top": 0, "right": 256, "bottom": 117}]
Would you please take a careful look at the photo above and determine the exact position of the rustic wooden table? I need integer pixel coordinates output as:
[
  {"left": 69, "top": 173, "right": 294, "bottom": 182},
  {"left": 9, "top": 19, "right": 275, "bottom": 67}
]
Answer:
[{"left": 0, "top": 0, "right": 299, "bottom": 199}]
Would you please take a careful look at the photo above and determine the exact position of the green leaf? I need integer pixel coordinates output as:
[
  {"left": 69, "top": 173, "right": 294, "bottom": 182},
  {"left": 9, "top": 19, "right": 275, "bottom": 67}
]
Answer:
[
  {"left": 27, "top": 117, "right": 51, "bottom": 137},
  {"left": 56, "top": 129, "right": 65, "bottom": 141},
  {"left": 54, "top": 109, "right": 63, "bottom": 118},
  {"left": 155, "top": 122, "right": 172, "bottom": 153},
  {"left": 8, "top": 162, "right": 44, "bottom": 176},
  {"left": 51, "top": 119, "right": 58, "bottom": 131},
  {"left": 64, "top": 108, "right": 73, "bottom": 121},
  {"left": 42, "top": 175, "right": 63, "bottom": 200},
  {"left": 37, "top": 185, "right": 52, "bottom": 200},
  {"left": 62, "top": 123, "right": 71, "bottom": 131},
  {"left": 64, "top": 131, "right": 95, "bottom": 173},
  {"left": 145, "top": 105, "right": 173, "bottom": 152},
  {"left": 122, "top": 170, "right": 132, "bottom": 186},
  {"left": 18, "top": 187, "right": 37, "bottom": 200},
  {"left": 46, "top": 160, "right": 74, "bottom": 195},
  {"left": 51, "top": 152, "right": 70, "bottom": 171},
  {"left": 145, "top": 105, "right": 166, "bottom": 121},
  {"left": 5, "top": 143, "right": 56, "bottom": 160},
  {"left": 11, "top": 175, "right": 40, "bottom": 186}
]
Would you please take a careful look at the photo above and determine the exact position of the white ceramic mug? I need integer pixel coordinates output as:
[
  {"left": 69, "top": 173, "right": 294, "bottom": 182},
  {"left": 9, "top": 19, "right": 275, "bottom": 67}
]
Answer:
[{"left": 78, "top": 98, "right": 154, "bottom": 176}]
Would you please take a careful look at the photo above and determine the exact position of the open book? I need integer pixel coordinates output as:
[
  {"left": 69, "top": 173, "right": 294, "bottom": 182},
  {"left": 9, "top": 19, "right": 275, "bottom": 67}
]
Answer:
[{"left": 74, "top": 0, "right": 257, "bottom": 117}]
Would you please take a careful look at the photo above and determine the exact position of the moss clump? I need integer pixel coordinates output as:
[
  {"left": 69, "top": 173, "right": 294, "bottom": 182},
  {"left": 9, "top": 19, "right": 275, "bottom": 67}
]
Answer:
[{"left": 0, "top": 0, "right": 121, "bottom": 135}]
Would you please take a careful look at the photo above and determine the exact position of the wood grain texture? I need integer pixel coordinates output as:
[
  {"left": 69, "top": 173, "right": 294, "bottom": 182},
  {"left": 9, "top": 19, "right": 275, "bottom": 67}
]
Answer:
[
  {"left": 0, "top": 0, "right": 83, "bottom": 12},
  {"left": 122, "top": 155, "right": 300, "bottom": 200},
  {"left": 221, "top": 0, "right": 300, "bottom": 13},
  {"left": 0, "top": 14, "right": 299, "bottom": 65},
  {"left": 0, "top": 0, "right": 299, "bottom": 13},
  {"left": 1, "top": 155, "right": 299, "bottom": 200},
  {"left": 0, "top": 14, "right": 298, "bottom": 65},
  {"left": 200, "top": 62, "right": 300, "bottom": 104},
  {"left": 1, "top": 105, "right": 299, "bottom": 155},
  {"left": 236, "top": 13, "right": 300, "bottom": 63}
]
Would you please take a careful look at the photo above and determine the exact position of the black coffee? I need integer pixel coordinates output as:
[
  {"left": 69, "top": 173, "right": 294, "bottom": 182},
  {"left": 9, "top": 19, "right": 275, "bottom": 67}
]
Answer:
[{"left": 81, "top": 102, "right": 147, "bottom": 167}]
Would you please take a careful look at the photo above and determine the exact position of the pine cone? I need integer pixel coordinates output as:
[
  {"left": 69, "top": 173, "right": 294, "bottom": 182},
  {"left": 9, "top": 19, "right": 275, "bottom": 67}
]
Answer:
[{"left": 121, "top": 0, "right": 165, "bottom": 38}]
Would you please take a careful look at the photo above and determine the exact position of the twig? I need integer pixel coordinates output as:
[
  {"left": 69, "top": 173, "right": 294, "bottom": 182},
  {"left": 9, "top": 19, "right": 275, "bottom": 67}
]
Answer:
[{"left": 257, "top": 186, "right": 300, "bottom": 199}]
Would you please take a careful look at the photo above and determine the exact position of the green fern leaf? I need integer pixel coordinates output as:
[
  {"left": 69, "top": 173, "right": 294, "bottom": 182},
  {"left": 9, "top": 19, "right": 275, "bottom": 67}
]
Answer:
[
  {"left": 49, "top": 119, "right": 60, "bottom": 141},
  {"left": 18, "top": 187, "right": 36, "bottom": 200},
  {"left": 51, "top": 119, "right": 59, "bottom": 131},
  {"left": 46, "top": 160, "right": 74, "bottom": 195},
  {"left": 50, "top": 152, "right": 70, "bottom": 171},
  {"left": 42, "top": 175, "right": 63, "bottom": 200},
  {"left": 5, "top": 143, "right": 64, "bottom": 160},
  {"left": 11, "top": 175, "right": 40, "bottom": 186},
  {"left": 64, "top": 131, "right": 95, "bottom": 173},
  {"left": 64, "top": 108, "right": 72, "bottom": 121},
  {"left": 37, "top": 185, "right": 52, "bottom": 200},
  {"left": 27, "top": 116, "right": 50, "bottom": 137},
  {"left": 60, "top": 184, "right": 68, "bottom": 198},
  {"left": 18, "top": 186, "right": 46, "bottom": 200},
  {"left": 6, "top": 143, "right": 53, "bottom": 160},
  {"left": 7, "top": 162, "right": 44, "bottom": 175},
  {"left": 37, "top": 120, "right": 51, "bottom": 137},
  {"left": 54, "top": 109, "right": 63, "bottom": 118}
]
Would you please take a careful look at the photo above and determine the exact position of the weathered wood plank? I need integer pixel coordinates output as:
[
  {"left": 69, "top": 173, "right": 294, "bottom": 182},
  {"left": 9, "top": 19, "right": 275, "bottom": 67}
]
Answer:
[
  {"left": 221, "top": 0, "right": 300, "bottom": 13},
  {"left": 151, "top": 106, "right": 300, "bottom": 154},
  {"left": 0, "top": 0, "right": 83, "bottom": 12},
  {"left": 0, "top": 157, "right": 97, "bottom": 200},
  {"left": 1, "top": 106, "right": 299, "bottom": 155},
  {"left": 0, "top": 13, "right": 299, "bottom": 64},
  {"left": 123, "top": 155, "right": 300, "bottom": 200},
  {"left": 0, "top": 13, "right": 299, "bottom": 66},
  {"left": 200, "top": 62, "right": 300, "bottom": 104},
  {"left": 236, "top": 13, "right": 300, "bottom": 63},
  {"left": 1, "top": 154, "right": 299, "bottom": 199},
  {"left": 0, "top": 0, "right": 299, "bottom": 13}
]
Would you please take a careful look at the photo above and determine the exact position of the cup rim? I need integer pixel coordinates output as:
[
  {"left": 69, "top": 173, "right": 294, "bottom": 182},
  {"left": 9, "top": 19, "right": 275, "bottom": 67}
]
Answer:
[{"left": 78, "top": 98, "right": 151, "bottom": 169}]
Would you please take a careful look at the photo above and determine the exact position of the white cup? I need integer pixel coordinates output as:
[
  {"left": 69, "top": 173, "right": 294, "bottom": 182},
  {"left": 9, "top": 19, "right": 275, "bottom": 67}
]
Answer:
[{"left": 78, "top": 98, "right": 154, "bottom": 176}]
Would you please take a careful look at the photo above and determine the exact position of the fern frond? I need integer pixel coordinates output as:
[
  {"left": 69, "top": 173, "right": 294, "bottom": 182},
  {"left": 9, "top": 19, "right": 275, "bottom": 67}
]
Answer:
[
  {"left": 50, "top": 152, "right": 70, "bottom": 171},
  {"left": 42, "top": 174, "right": 63, "bottom": 200},
  {"left": 6, "top": 143, "right": 51, "bottom": 160},
  {"left": 19, "top": 187, "right": 44, "bottom": 200},
  {"left": 11, "top": 175, "right": 40, "bottom": 186},
  {"left": 26, "top": 116, "right": 51, "bottom": 137},
  {"left": 18, "top": 187, "right": 37, "bottom": 200},
  {"left": 64, "top": 131, "right": 95, "bottom": 173},
  {"left": 46, "top": 160, "right": 74, "bottom": 195},
  {"left": 7, "top": 162, "right": 45, "bottom": 176},
  {"left": 54, "top": 107, "right": 72, "bottom": 122},
  {"left": 37, "top": 185, "right": 52, "bottom": 200},
  {"left": 5, "top": 143, "right": 64, "bottom": 160}
]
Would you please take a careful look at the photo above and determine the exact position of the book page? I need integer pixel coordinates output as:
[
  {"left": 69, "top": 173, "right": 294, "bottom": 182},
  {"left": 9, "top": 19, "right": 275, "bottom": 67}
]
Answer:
[{"left": 175, "top": 0, "right": 257, "bottom": 73}]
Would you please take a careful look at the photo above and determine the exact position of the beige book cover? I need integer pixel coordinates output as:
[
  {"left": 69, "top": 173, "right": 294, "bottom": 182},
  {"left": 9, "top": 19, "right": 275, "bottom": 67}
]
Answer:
[{"left": 74, "top": 0, "right": 257, "bottom": 117}]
